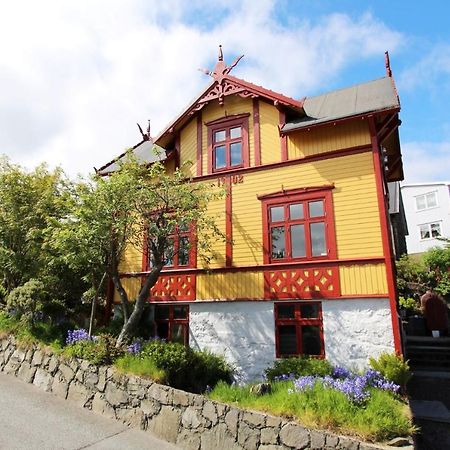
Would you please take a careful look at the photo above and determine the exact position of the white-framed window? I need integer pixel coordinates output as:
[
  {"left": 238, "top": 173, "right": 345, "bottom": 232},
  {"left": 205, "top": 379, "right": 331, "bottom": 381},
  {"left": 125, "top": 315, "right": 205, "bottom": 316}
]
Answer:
[
  {"left": 419, "top": 222, "right": 442, "bottom": 240},
  {"left": 415, "top": 191, "right": 438, "bottom": 211}
]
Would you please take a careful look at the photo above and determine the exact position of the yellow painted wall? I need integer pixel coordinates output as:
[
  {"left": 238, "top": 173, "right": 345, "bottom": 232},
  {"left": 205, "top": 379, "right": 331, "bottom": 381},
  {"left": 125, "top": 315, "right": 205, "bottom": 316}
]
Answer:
[
  {"left": 339, "top": 263, "right": 388, "bottom": 296},
  {"left": 201, "top": 96, "right": 254, "bottom": 174},
  {"left": 179, "top": 118, "right": 197, "bottom": 177},
  {"left": 288, "top": 120, "right": 371, "bottom": 159},
  {"left": 118, "top": 243, "right": 142, "bottom": 273},
  {"left": 113, "top": 277, "right": 141, "bottom": 303},
  {"left": 259, "top": 100, "right": 281, "bottom": 165},
  {"left": 197, "top": 271, "right": 263, "bottom": 300}
]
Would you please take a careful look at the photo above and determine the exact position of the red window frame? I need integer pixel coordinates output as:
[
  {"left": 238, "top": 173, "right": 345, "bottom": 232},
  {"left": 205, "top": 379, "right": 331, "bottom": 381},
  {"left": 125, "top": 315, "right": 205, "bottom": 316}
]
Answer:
[
  {"left": 274, "top": 302, "right": 325, "bottom": 358},
  {"left": 155, "top": 304, "right": 189, "bottom": 345},
  {"left": 144, "top": 223, "right": 196, "bottom": 271},
  {"left": 207, "top": 114, "right": 250, "bottom": 174},
  {"left": 260, "top": 187, "right": 337, "bottom": 264}
]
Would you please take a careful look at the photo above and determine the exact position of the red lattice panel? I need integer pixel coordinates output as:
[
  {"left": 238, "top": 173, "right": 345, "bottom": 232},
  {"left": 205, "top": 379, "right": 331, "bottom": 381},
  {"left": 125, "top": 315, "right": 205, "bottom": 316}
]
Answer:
[
  {"left": 150, "top": 274, "right": 196, "bottom": 301},
  {"left": 264, "top": 267, "right": 339, "bottom": 299}
]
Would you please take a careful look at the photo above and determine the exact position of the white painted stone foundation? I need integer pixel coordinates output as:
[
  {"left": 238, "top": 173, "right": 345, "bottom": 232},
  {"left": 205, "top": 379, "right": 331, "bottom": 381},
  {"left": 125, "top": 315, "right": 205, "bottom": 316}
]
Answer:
[{"left": 188, "top": 298, "right": 395, "bottom": 382}]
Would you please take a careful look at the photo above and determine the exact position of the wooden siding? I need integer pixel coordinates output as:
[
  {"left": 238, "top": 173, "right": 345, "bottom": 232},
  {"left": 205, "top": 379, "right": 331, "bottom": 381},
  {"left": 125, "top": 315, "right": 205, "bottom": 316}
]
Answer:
[
  {"left": 179, "top": 118, "right": 197, "bottom": 177},
  {"left": 339, "top": 263, "right": 388, "bottom": 296},
  {"left": 113, "top": 277, "right": 141, "bottom": 303},
  {"left": 201, "top": 96, "right": 254, "bottom": 174},
  {"left": 288, "top": 120, "right": 371, "bottom": 159},
  {"left": 259, "top": 101, "right": 280, "bottom": 165},
  {"left": 197, "top": 271, "right": 263, "bottom": 300},
  {"left": 118, "top": 243, "right": 142, "bottom": 273}
]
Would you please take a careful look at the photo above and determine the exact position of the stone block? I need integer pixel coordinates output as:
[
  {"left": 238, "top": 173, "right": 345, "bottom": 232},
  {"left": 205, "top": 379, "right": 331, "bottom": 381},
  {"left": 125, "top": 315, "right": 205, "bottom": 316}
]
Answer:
[
  {"left": 325, "top": 434, "right": 340, "bottom": 448},
  {"left": 279, "top": 423, "right": 310, "bottom": 449},
  {"left": 238, "top": 422, "right": 260, "bottom": 450},
  {"left": 310, "top": 430, "right": 326, "bottom": 449},
  {"left": 225, "top": 408, "right": 240, "bottom": 437},
  {"left": 67, "top": 381, "right": 93, "bottom": 408},
  {"left": 96, "top": 367, "right": 107, "bottom": 392},
  {"left": 51, "top": 375, "right": 69, "bottom": 399},
  {"left": 259, "top": 445, "right": 287, "bottom": 450},
  {"left": 261, "top": 427, "right": 279, "bottom": 445},
  {"left": 84, "top": 371, "right": 99, "bottom": 389},
  {"left": 115, "top": 407, "right": 144, "bottom": 428},
  {"left": 203, "top": 401, "right": 218, "bottom": 425},
  {"left": 47, "top": 356, "right": 59, "bottom": 374},
  {"left": 172, "top": 388, "right": 190, "bottom": 407},
  {"left": 201, "top": 423, "right": 244, "bottom": 450},
  {"left": 182, "top": 406, "right": 208, "bottom": 429},
  {"left": 176, "top": 430, "right": 201, "bottom": 450},
  {"left": 91, "top": 393, "right": 116, "bottom": 419},
  {"left": 243, "top": 411, "right": 266, "bottom": 428},
  {"left": 33, "top": 368, "right": 52, "bottom": 391},
  {"left": 59, "top": 364, "right": 75, "bottom": 383},
  {"left": 17, "top": 362, "right": 36, "bottom": 384},
  {"left": 140, "top": 398, "right": 161, "bottom": 418},
  {"left": 266, "top": 416, "right": 282, "bottom": 428},
  {"left": 148, "top": 406, "right": 181, "bottom": 443},
  {"left": 148, "top": 383, "right": 170, "bottom": 404},
  {"left": 339, "top": 436, "right": 360, "bottom": 449},
  {"left": 104, "top": 381, "right": 129, "bottom": 406}
]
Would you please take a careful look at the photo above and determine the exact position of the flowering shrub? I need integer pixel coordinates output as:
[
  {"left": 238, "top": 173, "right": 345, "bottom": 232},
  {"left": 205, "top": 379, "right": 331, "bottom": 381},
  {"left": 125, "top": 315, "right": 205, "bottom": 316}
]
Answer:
[
  {"left": 66, "top": 328, "right": 92, "bottom": 345},
  {"left": 127, "top": 340, "right": 143, "bottom": 354},
  {"left": 291, "top": 368, "right": 400, "bottom": 404},
  {"left": 265, "top": 356, "right": 333, "bottom": 381}
]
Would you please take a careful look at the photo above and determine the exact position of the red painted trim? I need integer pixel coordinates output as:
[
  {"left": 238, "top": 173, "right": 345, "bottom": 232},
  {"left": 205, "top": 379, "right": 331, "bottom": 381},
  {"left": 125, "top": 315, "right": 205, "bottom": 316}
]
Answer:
[
  {"left": 225, "top": 177, "right": 233, "bottom": 267},
  {"left": 194, "top": 144, "right": 371, "bottom": 182},
  {"left": 369, "top": 117, "right": 402, "bottom": 354},
  {"left": 279, "top": 110, "right": 288, "bottom": 161},
  {"left": 205, "top": 113, "right": 250, "bottom": 126},
  {"left": 253, "top": 98, "right": 261, "bottom": 166},
  {"left": 196, "top": 114, "right": 203, "bottom": 176},
  {"left": 141, "top": 230, "right": 148, "bottom": 272},
  {"left": 280, "top": 108, "right": 400, "bottom": 135},
  {"left": 258, "top": 184, "right": 335, "bottom": 200},
  {"left": 120, "top": 256, "right": 386, "bottom": 277}
]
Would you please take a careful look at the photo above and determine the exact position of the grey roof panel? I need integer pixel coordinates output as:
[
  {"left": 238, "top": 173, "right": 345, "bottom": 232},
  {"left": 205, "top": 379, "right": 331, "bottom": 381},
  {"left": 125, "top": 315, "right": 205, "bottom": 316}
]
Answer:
[
  {"left": 283, "top": 77, "right": 399, "bottom": 132},
  {"left": 98, "top": 140, "right": 166, "bottom": 175}
]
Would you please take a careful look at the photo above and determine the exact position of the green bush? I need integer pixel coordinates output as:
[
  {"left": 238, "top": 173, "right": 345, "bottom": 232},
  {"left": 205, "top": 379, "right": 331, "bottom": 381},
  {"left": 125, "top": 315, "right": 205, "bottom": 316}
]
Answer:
[
  {"left": 398, "top": 296, "right": 419, "bottom": 314},
  {"left": 265, "top": 357, "right": 333, "bottom": 381},
  {"left": 369, "top": 353, "right": 412, "bottom": 390},
  {"left": 64, "top": 334, "right": 124, "bottom": 365},
  {"left": 139, "top": 340, "right": 233, "bottom": 393},
  {"left": 114, "top": 353, "right": 166, "bottom": 383}
]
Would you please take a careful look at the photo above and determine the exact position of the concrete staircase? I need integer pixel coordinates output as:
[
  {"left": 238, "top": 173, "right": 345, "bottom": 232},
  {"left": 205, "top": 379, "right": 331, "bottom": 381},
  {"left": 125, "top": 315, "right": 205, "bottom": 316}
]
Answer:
[{"left": 405, "top": 336, "right": 450, "bottom": 371}]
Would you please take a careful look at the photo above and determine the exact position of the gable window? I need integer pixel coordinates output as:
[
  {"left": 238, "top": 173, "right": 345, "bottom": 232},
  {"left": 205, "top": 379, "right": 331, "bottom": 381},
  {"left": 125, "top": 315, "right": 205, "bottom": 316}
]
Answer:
[
  {"left": 415, "top": 191, "right": 438, "bottom": 211},
  {"left": 207, "top": 115, "right": 249, "bottom": 173},
  {"left": 260, "top": 188, "right": 336, "bottom": 263},
  {"left": 275, "top": 302, "right": 324, "bottom": 358},
  {"left": 155, "top": 304, "right": 189, "bottom": 345},
  {"left": 419, "top": 222, "right": 442, "bottom": 240}
]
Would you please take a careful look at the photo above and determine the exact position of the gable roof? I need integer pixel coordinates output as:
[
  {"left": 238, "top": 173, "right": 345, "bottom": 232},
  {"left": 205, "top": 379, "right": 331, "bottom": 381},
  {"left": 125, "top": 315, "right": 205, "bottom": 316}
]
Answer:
[{"left": 282, "top": 77, "right": 400, "bottom": 133}]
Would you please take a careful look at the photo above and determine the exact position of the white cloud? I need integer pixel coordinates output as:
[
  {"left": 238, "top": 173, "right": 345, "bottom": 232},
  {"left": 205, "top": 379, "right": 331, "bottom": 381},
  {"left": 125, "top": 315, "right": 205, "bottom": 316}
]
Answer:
[
  {"left": 402, "top": 141, "right": 450, "bottom": 184},
  {"left": 0, "top": 0, "right": 403, "bottom": 177}
]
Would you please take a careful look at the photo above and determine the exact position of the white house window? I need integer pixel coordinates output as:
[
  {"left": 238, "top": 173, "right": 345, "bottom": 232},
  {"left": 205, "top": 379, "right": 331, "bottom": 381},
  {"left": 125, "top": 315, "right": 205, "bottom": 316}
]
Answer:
[
  {"left": 419, "top": 222, "right": 442, "bottom": 240},
  {"left": 415, "top": 192, "right": 438, "bottom": 211}
]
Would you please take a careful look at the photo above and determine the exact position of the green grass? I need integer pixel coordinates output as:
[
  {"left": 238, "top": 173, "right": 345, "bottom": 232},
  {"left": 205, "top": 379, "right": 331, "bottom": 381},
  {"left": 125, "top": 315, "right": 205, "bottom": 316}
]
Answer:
[
  {"left": 114, "top": 354, "right": 166, "bottom": 383},
  {"left": 209, "top": 381, "right": 414, "bottom": 442}
]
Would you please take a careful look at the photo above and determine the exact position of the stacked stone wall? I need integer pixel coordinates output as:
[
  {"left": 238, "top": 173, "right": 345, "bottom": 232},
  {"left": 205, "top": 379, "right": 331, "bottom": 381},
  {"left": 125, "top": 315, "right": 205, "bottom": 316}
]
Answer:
[{"left": 0, "top": 336, "right": 390, "bottom": 450}]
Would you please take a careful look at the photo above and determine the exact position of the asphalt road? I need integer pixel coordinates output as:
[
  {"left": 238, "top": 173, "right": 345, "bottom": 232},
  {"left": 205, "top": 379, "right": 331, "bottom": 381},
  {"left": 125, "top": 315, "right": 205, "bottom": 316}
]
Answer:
[{"left": 0, "top": 372, "right": 178, "bottom": 450}]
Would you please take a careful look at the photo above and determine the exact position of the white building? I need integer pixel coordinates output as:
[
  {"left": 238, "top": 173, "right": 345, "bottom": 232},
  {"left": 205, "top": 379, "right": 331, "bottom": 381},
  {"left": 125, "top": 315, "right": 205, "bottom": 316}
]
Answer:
[{"left": 401, "top": 182, "right": 450, "bottom": 255}]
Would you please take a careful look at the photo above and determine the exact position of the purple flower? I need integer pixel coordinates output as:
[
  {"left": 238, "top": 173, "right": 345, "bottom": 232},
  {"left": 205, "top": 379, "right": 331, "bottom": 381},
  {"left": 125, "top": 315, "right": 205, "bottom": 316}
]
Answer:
[
  {"left": 66, "top": 329, "right": 92, "bottom": 345},
  {"left": 332, "top": 366, "right": 351, "bottom": 379},
  {"left": 293, "top": 376, "right": 317, "bottom": 392},
  {"left": 127, "top": 341, "right": 142, "bottom": 354}
]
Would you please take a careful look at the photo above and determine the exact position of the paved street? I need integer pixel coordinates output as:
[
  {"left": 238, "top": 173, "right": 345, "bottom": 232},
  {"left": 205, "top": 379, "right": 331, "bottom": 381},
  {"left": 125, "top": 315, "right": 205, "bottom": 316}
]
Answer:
[{"left": 0, "top": 372, "right": 178, "bottom": 450}]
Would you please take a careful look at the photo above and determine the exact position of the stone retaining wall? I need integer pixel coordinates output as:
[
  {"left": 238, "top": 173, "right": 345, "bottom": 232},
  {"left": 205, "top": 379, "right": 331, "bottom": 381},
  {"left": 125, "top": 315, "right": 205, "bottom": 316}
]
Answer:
[{"left": 0, "top": 336, "right": 387, "bottom": 450}]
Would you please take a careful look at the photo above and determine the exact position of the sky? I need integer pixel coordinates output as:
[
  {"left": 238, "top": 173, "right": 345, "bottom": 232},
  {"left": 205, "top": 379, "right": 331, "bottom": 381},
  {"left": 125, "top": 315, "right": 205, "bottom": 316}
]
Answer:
[{"left": 1, "top": 0, "right": 449, "bottom": 183}]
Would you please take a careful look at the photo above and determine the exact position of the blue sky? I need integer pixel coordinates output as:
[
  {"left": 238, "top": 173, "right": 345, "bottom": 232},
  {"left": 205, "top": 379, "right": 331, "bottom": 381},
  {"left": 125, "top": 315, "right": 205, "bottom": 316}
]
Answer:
[{"left": 0, "top": 0, "right": 449, "bottom": 183}]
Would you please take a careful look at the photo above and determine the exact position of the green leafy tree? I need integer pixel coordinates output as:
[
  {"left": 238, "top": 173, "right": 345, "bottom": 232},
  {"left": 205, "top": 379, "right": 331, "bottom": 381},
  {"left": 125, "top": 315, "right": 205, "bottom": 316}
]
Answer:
[{"left": 59, "top": 157, "right": 223, "bottom": 345}]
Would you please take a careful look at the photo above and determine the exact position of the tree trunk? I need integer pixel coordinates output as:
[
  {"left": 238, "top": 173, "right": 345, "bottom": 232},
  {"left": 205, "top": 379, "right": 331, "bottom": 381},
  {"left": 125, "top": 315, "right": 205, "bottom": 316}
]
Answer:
[
  {"left": 116, "top": 264, "right": 162, "bottom": 346},
  {"left": 111, "top": 272, "right": 130, "bottom": 323},
  {"left": 88, "top": 272, "right": 107, "bottom": 337}
]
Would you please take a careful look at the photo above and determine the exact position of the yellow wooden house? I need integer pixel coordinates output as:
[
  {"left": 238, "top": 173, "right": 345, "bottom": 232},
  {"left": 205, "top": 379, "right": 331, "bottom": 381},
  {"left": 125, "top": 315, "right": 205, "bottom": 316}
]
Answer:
[{"left": 98, "top": 48, "right": 404, "bottom": 381}]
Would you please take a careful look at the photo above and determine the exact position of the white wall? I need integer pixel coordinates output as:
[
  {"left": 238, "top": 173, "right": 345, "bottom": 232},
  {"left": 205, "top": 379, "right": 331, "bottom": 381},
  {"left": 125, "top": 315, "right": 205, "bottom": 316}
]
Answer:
[
  {"left": 189, "top": 302, "right": 276, "bottom": 383},
  {"left": 401, "top": 183, "right": 450, "bottom": 254},
  {"left": 189, "top": 298, "right": 395, "bottom": 382},
  {"left": 322, "top": 298, "right": 395, "bottom": 371}
]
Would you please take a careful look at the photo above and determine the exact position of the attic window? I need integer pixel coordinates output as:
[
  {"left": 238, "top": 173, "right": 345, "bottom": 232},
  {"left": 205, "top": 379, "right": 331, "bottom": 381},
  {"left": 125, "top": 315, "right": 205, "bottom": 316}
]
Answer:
[{"left": 207, "top": 115, "right": 249, "bottom": 173}]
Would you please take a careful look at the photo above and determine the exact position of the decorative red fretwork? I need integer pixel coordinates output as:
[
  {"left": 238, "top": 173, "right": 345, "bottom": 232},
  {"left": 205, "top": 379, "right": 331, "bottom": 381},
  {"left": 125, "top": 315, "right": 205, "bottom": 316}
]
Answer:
[
  {"left": 264, "top": 267, "right": 339, "bottom": 299},
  {"left": 150, "top": 274, "right": 196, "bottom": 301}
]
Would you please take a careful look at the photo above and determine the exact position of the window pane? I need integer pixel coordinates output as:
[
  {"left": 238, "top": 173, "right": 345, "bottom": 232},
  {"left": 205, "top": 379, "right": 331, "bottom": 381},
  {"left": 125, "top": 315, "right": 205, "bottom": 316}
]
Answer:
[
  {"left": 426, "top": 192, "right": 437, "bottom": 208},
  {"left": 171, "top": 323, "right": 186, "bottom": 345},
  {"left": 165, "top": 238, "right": 174, "bottom": 266},
  {"left": 431, "top": 223, "right": 441, "bottom": 237},
  {"left": 278, "top": 325, "right": 298, "bottom": 355},
  {"left": 214, "top": 130, "right": 226, "bottom": 142},
  {"left": 271, "top": 226, "right": 285, "bottom": 259},
  {"left": 420, "top": 224, "right": 430, "bottom": 239},
  {"left": 230, "top": 142, "right": 242, "bottom": 166},
  {"left": 300, "top": 303, "right": 320, "bottom": 318},
  {"left": 173, "top": 305, "right": 189, "bottom": 319},
  {"left": 291, "top": 224, "right": 306, "bottom": 258},
  {"left": 270, "top": 206, "right": 284, "bottom": 222},
  {"left": 310, "top": 222, "right": 326, "bottom": 256},
  {"left": 416, "top": 195, "right": 426, "bottom": 210},
  {"left": 178, "top": 236, "right": 190, "bottom": 266},
  {"left": 301, "top": 325, "right": 322, "bottom": 356},
  {"left": 309, "top": 200, "right": 324, "bottom": 218},
  {"left": 230, "top": 126, "right": 241, "bottom": 139},
  {"left": 215, "top": 145, "right": 226, "bottom": 169},
  {"left": 277, "top": 304, "right": 295, "bottom": 319},
  {"left": 156, "top": 322, "right": 169, "bottom": 341},
  {"left": 289, "top": 203, "right": 304, "bottom": 220},
  {"left": 155, "top": 305, "right": 170, "bottom": 320}
]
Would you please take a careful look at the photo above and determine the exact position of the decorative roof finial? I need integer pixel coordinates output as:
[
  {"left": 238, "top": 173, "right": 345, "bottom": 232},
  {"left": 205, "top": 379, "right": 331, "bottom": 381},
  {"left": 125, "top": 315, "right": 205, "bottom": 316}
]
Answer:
[
  {"left": 198, "top": 45, "right": 244, "bottom": 84},
  {"left": 218, "top": 44, "right": 224, "bottom": 61},
  {"left": 385, "top": 51, "right": 392, "bottom": 77},
  {"left": 146, "top": 120, "right": 151, "bottom": 139}
]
